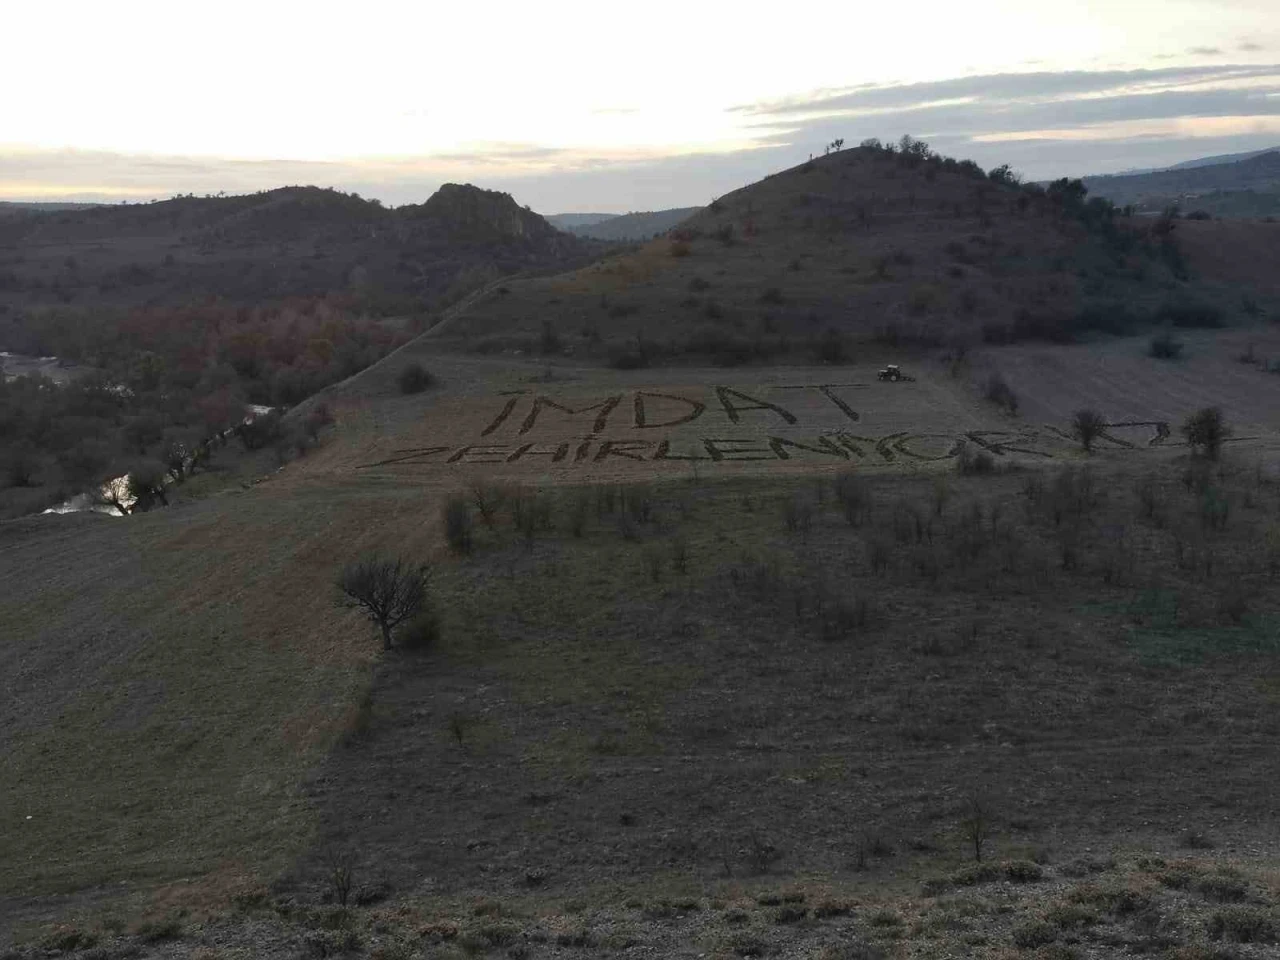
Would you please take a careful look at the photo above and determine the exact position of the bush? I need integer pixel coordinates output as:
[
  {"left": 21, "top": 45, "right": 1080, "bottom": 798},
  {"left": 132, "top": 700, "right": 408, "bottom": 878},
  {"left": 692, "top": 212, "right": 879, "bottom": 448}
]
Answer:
[
  {"left": 538, "top": 320, "right": 562, "bottom": 355},
  {"left": 1011, "top": 920, "right": 1058, "bottom": 948},
  {"left": 398, "top": 362, "right": 435, "bottom": 394},
  {"left": 444, "top": 496, "right": 473, "bottom": 553},
  {"left": 304, "top": 402, "right": 335, "bottom": 440},
  {"left": 984, "top": 373, "right": 1019, "bottom": 414},
  {"left": 956, "top": 445, "right": 997, "bottom": 475},
  {"left": 1149, "top": 333, "right": 1184, "bottom": 359},
  {"left": 1182, "top": 407, "right": 1230, "bottom": 460},
  {"left": 759, "top": 286, "right": 784, "bottom": 305},
  {"left": 814, "top": 328, "right": 851, "bottom": 364},
  {"left": 1155, "top": 301, "right": 1225, "bottom": 328},
  {"left": 607, "top": 344, "right": 651, "bottom": 370},
  {"left": 1208, "top": 906, "right": 1278, "bottom": 943},
  {"left": 239, "top": 410, "right": 285, "bottom": 450},
  {"left": 1072, "top": 409, "right": 1107, "bottom": 452}
]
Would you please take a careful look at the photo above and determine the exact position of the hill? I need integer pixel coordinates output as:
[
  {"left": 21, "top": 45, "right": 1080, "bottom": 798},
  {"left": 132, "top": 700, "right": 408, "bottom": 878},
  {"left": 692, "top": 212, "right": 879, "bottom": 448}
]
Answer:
[
  {"left": 434, "top": 143, "right": 1277, "bottom": 367},
  {"left": 1166, "top": 145, "right": 1280, "bottom": 171},
  {"left": 1084, "top": 150, "right": 1280, "bottom": 217},
  {"left": 0, "top": 183, "right": 599, "bottom": 315},
  {"left": 552, "top": 206, "right": 702, "bottom": 241}
]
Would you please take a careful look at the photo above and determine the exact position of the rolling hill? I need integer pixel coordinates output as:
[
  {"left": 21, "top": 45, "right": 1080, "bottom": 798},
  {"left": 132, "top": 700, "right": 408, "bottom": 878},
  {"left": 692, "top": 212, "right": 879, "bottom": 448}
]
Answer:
[{"left": 0, "top": 184, "right": 599, "bottom": 314}]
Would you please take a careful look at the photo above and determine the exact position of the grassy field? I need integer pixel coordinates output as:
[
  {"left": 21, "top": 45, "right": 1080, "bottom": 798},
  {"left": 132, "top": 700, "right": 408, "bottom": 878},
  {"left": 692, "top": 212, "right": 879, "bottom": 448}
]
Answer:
[{"left": 7, "top": 443, "right": 1280, "bottom": 955}]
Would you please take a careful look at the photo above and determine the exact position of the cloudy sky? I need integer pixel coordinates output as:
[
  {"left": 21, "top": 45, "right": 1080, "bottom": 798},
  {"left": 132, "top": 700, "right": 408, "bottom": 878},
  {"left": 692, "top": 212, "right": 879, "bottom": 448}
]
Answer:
[{"left": 3, "top": 0, "right": 1278, "bottom": 211}]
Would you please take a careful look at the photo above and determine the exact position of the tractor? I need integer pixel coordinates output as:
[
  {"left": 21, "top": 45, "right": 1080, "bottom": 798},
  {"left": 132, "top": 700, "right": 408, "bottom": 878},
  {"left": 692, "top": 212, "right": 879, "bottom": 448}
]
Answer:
[{"left": 877, "top": 364, "right": 914, "bottom": 382}]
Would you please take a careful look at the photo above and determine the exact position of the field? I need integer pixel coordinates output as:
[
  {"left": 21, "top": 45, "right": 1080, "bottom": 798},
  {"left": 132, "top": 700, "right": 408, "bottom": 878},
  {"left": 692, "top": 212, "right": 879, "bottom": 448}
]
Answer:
[{"left": 4, "top": 320, "right": 1280, "bottom": 956}]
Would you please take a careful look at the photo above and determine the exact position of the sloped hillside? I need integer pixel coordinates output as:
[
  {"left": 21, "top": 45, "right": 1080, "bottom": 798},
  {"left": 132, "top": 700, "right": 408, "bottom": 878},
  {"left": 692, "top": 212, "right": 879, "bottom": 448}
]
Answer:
[{"left": 436, "top": 143, "right": 1258, "bottom": 366}]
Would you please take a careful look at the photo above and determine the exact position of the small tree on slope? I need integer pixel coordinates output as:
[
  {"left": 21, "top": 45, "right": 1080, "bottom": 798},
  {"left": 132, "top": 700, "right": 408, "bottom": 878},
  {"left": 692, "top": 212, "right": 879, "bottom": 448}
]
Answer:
[
  {"left": 1072, "top": 409, "right": 1107, "bottom": 453},
  {"left": 336, "top": 556, "right": 431, "bottom": 650}
]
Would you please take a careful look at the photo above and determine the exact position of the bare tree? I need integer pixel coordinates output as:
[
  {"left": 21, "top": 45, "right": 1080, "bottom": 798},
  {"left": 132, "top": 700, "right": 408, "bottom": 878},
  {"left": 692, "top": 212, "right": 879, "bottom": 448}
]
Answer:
[
  {"left": 335, "top": 556, "right": 431, "bottom": 650},
  {"left": 127, "top": 461, "right": 169, "bottom": 510},
  {"left": 1071, "top": 409, "right": 1107, "bottom": 453},
  {"left": 322, "top": 846, "right": 356, "bottom": 907},
  {"left": 1182, "top": 407, "right": 1230, "bottom": 460},
  {"left": 963, "top": 793, "right": 990, "bottom": 862},
  {"left": 92, "top": 475, "right": 133, "bottom": 516}
]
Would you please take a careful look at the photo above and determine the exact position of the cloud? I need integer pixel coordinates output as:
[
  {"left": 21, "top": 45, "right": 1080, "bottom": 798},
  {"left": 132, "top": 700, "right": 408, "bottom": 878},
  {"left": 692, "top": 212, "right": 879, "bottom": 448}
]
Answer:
[
  {"left": 1187, "top": 46, "right": 1224, "bottom": 56},
  {"left": 724, "top": 63, "right": 1280, "bottom": 178},
  {"left": 1239, "top": 41, "right": 1265, "bottom": 52},
  {"left": 7, "top": 63, "right": 1280, "bottom": 209}
]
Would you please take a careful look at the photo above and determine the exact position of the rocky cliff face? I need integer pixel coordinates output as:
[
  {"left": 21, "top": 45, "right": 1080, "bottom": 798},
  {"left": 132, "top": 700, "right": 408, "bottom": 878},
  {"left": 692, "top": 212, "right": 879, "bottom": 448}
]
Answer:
[{"left": 413, "top": 183, "right": 558, "bottom": 242}]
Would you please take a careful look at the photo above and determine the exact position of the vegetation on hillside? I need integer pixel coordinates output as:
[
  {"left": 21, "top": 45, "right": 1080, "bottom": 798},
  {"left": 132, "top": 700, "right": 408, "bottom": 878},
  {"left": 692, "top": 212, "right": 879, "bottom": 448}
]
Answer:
[
  {"left": 447, "top": 138, "right": 1268, "bottom": 368},
  {"left": 0, "top": 295, "right": 406, "bottom": 516}
]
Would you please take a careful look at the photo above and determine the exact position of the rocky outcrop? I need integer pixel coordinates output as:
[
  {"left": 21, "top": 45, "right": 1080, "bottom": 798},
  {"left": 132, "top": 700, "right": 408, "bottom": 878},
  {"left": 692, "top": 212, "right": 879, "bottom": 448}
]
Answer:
[{"left": 410, "top": 184, "right": 558, "bottom": 242}]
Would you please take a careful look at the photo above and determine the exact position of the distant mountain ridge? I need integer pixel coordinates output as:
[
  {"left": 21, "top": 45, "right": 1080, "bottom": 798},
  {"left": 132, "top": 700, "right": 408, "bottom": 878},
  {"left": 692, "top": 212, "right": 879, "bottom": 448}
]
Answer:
[
  {"left": 0, "top": 200, "right": 105, "bottom": 216},
  {"left": 547, "top": 207, "right": 702, "bottom": 241},
  {"left": 545, "top": 213, "right": 617, "bottom": 231},
  {"left": 1083, "top": 150, "right": 1280, "bottom": 217}
]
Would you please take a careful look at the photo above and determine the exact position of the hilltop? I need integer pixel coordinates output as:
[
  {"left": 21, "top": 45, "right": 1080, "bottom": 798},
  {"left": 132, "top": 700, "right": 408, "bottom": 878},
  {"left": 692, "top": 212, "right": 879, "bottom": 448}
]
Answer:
[
  {"left": 0, "top": 183, "right": 598, "bottom": 314},
  {"left": 435, "top": 143, "right": 1277, "bottom": 367}
]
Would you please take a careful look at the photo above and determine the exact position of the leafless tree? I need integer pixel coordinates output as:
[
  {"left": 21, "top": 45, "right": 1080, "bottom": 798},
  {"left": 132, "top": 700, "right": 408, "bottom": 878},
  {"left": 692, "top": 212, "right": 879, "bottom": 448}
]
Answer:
[
  {"left": 1071, "top": 409, "right": 1107, "bottom": 453},
  {"left": 963, "top": 793, "right": 990, "bottom": 862},
  {"left": 335, "top": 556, "right": 431, "bottom": 650}
]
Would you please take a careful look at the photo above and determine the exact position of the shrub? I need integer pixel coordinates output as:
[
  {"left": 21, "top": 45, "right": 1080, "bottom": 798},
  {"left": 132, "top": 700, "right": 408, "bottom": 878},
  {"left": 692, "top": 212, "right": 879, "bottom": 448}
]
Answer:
[
  {"left": 984, "top": 372, "right": 1019, "bottom": 414},
  {"left": 1198, "top": 874, "right": 1249, "bottom": 903},
  {"left": 607, "top": 343, "right": 651, "bottom": 370},
  {"left": 814, "top": 327, "right": 851, "bottom": 364},
  {"left": 1072, "top": 409, "right": 1107, "bottom": 452},
  {"left": 1011, "top": 920, "right": 1058, "bottom": 948},
  {"left": 444, "top": 496, "right": 473, "bottom": 553},
  {"left": 304, "top": 402, "right": 335, "bottom": 440},
  {"left": 1149, "top": 333, "right": 1184, "bottom": 359},
  {"left": 1182, "top": 407, "right": 1230, "bottom": 460},
  {"left": 538, "top": 320, "right": 563, "bottom": 354},
  {"left": 239, "top": 409, "right": 285, "bottom": 450},
  {"left": 956, "top": 445, "right": 997, "bottom": 475},
  {"left": 1155, "top": 301, "right": 1225, "bottom": 328},
  {"left": 1208, "top": 906, "right": 1278, "bottom": 943},
  {"left": 834, "top": 471, "right": 869, "bottom": 525},
  {"left": 759, "top": 286, "right": 784, "bottom": 305},
  {"left": 398, "top": 362, "right": 434, "bottom": 394}
]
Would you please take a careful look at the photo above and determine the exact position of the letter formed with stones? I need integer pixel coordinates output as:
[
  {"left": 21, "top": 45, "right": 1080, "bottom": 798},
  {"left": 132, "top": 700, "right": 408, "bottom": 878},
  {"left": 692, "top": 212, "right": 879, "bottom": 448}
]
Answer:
[
  {"left": 520, "top": 395, "right": 622, "bottom": 435},
  {"left": 632, "top": 392, "right": 706, "bottom": 429},
  {"left": 714, "top": 386, "right": 798, "bottom": 425}
]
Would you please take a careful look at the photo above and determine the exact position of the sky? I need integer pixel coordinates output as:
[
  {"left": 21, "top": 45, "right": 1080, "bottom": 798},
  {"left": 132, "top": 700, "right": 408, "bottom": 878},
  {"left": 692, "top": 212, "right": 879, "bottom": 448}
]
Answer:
[{"left": 2, "top": 0, "right": 1278, "bottom": 212}]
